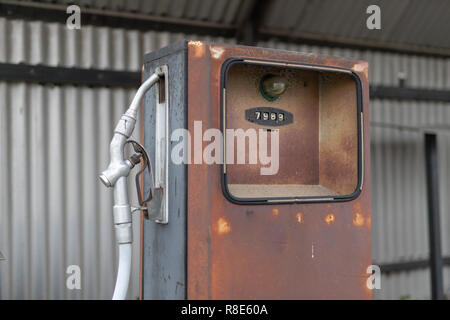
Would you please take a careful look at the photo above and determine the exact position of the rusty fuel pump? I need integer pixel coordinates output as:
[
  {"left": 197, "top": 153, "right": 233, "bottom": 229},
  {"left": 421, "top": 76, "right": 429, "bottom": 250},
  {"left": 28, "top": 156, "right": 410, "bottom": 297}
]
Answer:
[{"left": 138, "top": 40, "right": 371, "bottom": 299}]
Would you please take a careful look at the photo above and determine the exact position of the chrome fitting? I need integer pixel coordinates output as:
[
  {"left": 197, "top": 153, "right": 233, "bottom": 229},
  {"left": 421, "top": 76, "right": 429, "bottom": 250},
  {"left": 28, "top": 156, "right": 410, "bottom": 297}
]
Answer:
[{"left": 99, "top": 159, "right": 133, "bottom": 188}]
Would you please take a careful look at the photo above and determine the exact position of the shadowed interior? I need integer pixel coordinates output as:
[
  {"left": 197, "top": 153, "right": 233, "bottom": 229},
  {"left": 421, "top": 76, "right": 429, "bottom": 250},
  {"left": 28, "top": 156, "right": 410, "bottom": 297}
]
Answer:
[{"left": 225, "top": 62, "right": 358, "bottom": 199}]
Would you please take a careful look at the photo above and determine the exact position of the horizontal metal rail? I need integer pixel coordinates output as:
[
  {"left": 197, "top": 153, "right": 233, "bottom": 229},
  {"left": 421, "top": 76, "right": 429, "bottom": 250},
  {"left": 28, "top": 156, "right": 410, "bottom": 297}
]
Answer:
[
  {"left": 1, "top": 63, "right": 450, "bottom": 103},
  {"left": 0, "top": 63, "right": 140, "bottom": 88},
  {"left": 370, "top": 86, "right": 450, "bottom": 103},
  {"left": 377, "top": 257, "right": 450, "bottom": 274}
]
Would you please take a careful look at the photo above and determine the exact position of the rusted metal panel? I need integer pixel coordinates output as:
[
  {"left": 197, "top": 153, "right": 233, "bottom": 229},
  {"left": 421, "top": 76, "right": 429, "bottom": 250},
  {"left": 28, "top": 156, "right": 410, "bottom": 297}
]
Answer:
[
  {"left": 225, "top": 64, "right": 320, "bottom": 186},
  {"left": 186, "top": 40, "right": 214, "bottom": 299},
  {"left": 186, "top": 41, "right": 371, "bottom": 299}
]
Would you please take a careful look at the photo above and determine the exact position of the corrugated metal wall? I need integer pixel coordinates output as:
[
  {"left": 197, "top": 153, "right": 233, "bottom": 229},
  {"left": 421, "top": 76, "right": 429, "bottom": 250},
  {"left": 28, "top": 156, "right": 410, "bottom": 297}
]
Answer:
[
  {"left": 13, "top": 0, "right": 450, "bottom": 52},
  {"left": 368, "top": 100, "right": 450, "bottom": 299},
  {"left": 0, "top": 17, "right": 234, "bottom": 300},
  {"left": 1, "top": 16, "right": 450, "bottom": 299},
  {"left": 0, "top": 82, "right": 140, "bottom": 299}
]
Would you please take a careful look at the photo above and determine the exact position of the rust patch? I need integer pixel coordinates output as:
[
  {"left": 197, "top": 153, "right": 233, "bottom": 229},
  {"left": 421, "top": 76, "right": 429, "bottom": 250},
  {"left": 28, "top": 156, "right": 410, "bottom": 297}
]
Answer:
[
  {"left": 353, "top": 213, "right": 365, "bottom": 227},
  {"left": 189, "top": 40, "right": 206, "bottom": 58},
  {"left": 365, "top": 214, "right": 371, "bottom": 229},
  {"left": 296, "top": 212, "right": 304, "bottom": 224},
  {"left": 352, "top": 62, "right": 369, "bottom": 80},
  {"left": 216, "top": 217, "right": 231, "bottom": 235},
  {"left": 325, "top": 213, "right": 335, "bottom": 225},
  {"left": 272, "top": 208, "right": 279, "bottom": 216},
  {"left": 226, "top": 64, "right": 320, "bottom": 186},
  {"left": 210, "top": 46, "right": 225, "bottom": 59},
  {"left": 352, "top": 202, "right": 365, "bottom": 226}
]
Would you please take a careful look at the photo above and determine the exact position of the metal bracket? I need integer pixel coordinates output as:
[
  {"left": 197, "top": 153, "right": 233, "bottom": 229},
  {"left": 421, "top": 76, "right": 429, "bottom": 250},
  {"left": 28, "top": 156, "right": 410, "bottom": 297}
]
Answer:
[
  {"left": 125, "top": 138, "right": 153, "bottom": 210},
  {"left": 146, "top": 65, "right": 169, "bottom": 224}
]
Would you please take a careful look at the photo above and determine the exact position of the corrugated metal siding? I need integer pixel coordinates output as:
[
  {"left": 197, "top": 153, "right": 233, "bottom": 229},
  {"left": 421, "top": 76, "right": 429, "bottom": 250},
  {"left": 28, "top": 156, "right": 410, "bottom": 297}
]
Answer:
[
  {"left": 0, "top": 83, "right": 141, "bottom": 299},
  {"left": 374, "top": 269, "right": 431, "bottom": 300},
  {"left": 261, "top": 0, "right": 450, "bottom": 50},
  {"left": 0, "top": 17, "right": 236, "bottom": 300},
  {"left": 13, "top": 0, "right": 450, "bottom": 50},
  {"left": 14, "top": 0, "right": 246, "bottom": 25},
  {"left": 1, "top": 16, "right": 450, "bottom": 299},
  {"left": 1, "top": 17, "right": 449, "bottom": 87},
  {"left": 368, "top": 100, "right": 450, "bottom": 299}
]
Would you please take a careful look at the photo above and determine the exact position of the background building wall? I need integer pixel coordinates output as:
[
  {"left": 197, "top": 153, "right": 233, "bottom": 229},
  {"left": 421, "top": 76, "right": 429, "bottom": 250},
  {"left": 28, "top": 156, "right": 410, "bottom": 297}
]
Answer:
[{"left": 1, "top": 16, "right": 450, "bottom": 299}]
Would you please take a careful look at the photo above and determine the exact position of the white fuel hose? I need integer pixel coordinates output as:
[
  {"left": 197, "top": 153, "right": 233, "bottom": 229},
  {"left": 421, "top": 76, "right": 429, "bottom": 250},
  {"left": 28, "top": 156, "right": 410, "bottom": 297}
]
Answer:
[
  {"left": 100, "top": 72, "right": 161, "bottom": 300},
  {"left": 112, "top": 243, "right": 132, "bottom": 300}
]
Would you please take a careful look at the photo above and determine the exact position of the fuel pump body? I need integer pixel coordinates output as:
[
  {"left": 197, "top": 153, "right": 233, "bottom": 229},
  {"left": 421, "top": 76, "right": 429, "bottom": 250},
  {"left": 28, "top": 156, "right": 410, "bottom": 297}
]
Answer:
[{"left": 141, "top": 40, "right": 371, "bottom": 299}]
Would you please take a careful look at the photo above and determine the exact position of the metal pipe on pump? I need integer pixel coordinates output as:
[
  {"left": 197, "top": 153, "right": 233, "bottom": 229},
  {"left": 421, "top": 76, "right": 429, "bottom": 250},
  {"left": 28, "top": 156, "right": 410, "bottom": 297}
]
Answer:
[{"left": 98, "top": 71, "right": 161, "bottom": 300}]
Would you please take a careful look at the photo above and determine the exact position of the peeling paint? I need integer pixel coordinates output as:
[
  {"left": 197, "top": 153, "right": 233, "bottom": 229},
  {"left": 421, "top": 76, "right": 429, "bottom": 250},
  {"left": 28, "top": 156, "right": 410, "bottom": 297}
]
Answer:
[
  {"left": 189, "top": 40, "right": 206, "bottom": 58},
  {"left": 325, "top": 213, "right": 335, "bottom": 225},
  {"left": 217, "top": 217, "right": 231, "bottom": 235},
  {"left": 353, "top": 63, "right": 365, "bottom": 72},
  {"left": 352, "top": 202, "right": 365, "bottom": 227},
  {"left": 296, "top": 212, "right": 304, "bottom": 224},
  {"left": 353, "top": 212, "right": 365, "bottom": 227},
  {"left": 188, "top": 40, "right": 203, "bottom": 47},
  {"left": 352, "top": 62, "right": 368, "bottom": 79},
  {"left": 210, "top": 46, "right": 225, "bottom": 59}
]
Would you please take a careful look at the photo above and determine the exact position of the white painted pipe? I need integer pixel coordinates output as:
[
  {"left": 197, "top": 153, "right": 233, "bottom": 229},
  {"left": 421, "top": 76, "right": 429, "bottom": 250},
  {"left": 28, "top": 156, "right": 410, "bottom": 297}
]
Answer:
[{"left": 99, "top": 71, "right": 161, "bottom": 300}]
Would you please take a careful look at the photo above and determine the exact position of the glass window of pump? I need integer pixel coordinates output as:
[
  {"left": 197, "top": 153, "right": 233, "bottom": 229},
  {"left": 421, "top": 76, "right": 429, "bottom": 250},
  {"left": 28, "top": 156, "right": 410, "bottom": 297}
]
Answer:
[{"left": 222, "top": 61, "right": 362, "bottom": 203}]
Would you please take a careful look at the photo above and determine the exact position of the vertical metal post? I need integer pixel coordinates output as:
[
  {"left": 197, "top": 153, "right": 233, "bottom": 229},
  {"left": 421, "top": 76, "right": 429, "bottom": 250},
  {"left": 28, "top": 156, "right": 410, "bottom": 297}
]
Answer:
[
  {"left": 235, "top": 0, "right": 270, "bottom": 46},
  {"left": 424, "top": 133, "right": 444, "bottom": 300}
]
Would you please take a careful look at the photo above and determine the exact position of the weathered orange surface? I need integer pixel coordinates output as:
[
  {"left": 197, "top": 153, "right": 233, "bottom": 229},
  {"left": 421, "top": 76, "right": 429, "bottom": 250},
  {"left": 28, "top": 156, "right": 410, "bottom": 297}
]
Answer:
[{"left": 187, "top": 41, "right": 371, "bottom": 299}]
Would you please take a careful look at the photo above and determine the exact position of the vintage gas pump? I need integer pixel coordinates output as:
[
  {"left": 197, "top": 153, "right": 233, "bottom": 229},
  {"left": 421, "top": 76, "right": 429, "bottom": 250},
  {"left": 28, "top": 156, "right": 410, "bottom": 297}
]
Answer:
[{"left": 105, "top": 40, "right": 371, "bottom": 300}]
